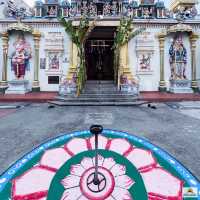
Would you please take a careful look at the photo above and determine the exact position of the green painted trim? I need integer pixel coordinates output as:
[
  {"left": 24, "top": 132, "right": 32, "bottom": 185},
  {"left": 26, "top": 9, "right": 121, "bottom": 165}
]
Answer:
[
  {"left": 32, "top": 87, "right": 40, "bottom": 92},
  {"left": 159, "top": 87, "right": 167, "bottom": 92}
]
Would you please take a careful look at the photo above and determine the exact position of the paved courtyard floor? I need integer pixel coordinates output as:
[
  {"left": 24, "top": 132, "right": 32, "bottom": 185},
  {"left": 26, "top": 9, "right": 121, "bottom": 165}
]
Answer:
[{"left": 0, "top": 102, "right": 200, "bottom": 181}]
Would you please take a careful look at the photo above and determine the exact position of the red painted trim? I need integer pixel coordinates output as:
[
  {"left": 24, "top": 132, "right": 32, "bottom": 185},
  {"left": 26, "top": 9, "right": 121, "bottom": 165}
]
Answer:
[
  {"left": 86, "top": 138, "right": 92, "bottom": 150},
  {"left": 105, "top": 139, "right": 112, "bottom": 150},
  {"left": 13, "top": 190, "right": 48, "bottom": 200},
  {"left": 138, "top": 163, "right": 157, "bottom": 173},
  {"left": 39, "top": 165, "right": 57, "bottom": 173},
  {"left": 123, "top": 146, "right": 134, "bottom": 157},
  {"left": 64, "top": 145, "right": 74, "bottom": 156},
  {"left": 148, "top": 192, "right": 182, "bottom": 200}
]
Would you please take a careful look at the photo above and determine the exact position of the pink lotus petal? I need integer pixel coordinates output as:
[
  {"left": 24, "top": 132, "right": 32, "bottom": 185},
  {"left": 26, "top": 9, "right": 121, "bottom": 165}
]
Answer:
[
  {"left": 126, "top": 148, "right": 156, "bottom": 171},
  {"left": 70, "top": 164, "right": 85, "bottom": 176},
  {"left": 61, "top": 175, "right": 80, "bottom": 189},
  {"left": 13, "top": 166, "right": 55, "bottom": 199},
  {"left": 108, "top": 138, "right": 133, "bottom": 155},
  {"left": 141, "top": 167, "right": 183, "bottom": 199},
  {"left": 89, "top": 135, "right": 109, "bottom": 150},
  {"left": 115, "top": 175, "right": 135, "bottom": 190},
  {"left": 111, "top": 187, "right": 133, "bottom": 200},
  {"left": 65, "top": 138, "right": 88, "bottom": 156},
  {"left": 92, "top": 155, "right": 104, "bottom": 167},
  {"left": 111, "top": 164, "right": 126, "bottom": 177},
  {"left": 40, "top": 148, "right": 71, "bottom": 170},
  {"left": 61, "top": 187, "right": 82, "bottom": 200},
  {"left": 81, "top": 157, "right": 94, "bottom": 169},
  {"left": 78, "top": 195, "right": 90, "bottom": 200},
  {"left": 103, "top": 158, "right": 116, "bottom": 170}
]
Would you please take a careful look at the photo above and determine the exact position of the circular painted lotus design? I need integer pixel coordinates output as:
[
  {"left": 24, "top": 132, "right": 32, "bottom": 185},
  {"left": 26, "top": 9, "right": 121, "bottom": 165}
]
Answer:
[
  {"left": 10, "top": 134, "right": 185, "bottom": 200},
  {"left": 61, "top": 156, "right": 134, "bottom": 200}
]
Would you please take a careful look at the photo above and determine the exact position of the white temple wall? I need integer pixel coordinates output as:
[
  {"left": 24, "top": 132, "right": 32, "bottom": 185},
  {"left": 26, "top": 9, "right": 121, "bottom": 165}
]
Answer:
[
  {"left": 196, "top": 29, "right": 200, "bottom": 88},
  {"left": 0, "top": 36, "right": 2, "bottom": 82},
  {"left": 128, "top": 28, "right": 161, "bottom": 91},
  {"left": 38, "top": 27, "right": 70, "bottom": 91}
]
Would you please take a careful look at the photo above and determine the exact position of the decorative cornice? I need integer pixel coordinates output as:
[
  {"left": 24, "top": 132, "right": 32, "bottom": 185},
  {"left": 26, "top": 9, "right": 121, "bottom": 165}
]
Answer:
[
  {"left": 7, "top": 21, "right": 33, "bottom": 33},
  {"left": 167, "top": 23, "right": 193, "bottom": 34},
  {"left": 170, "top": 0, "right": 199, "bottom": 11}
]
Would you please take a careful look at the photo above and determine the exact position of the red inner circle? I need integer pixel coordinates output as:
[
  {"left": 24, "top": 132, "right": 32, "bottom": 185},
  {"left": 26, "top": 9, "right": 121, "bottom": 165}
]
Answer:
[{"left": 80, "top": 166, "right": 115, "bottom": 200}]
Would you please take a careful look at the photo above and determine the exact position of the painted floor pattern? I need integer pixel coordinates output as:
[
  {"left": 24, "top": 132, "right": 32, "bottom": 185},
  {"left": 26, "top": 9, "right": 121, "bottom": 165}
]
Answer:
[{"left": 0, "top": 130, "right": 199, "bottom": 200}]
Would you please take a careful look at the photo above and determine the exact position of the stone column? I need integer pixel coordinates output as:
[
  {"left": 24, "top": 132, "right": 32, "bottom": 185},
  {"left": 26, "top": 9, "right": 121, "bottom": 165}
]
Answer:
[
  {"left": 32, "top": 31, "right": 41, "bottom": 92},
  {"left": 0, "top": 32, "right": 9, "bottom": 92},
  {"left": 189, "top": 33, "right": 199, "bottom": 92},
  {"left": 67, "top": 41, "right": 78, "bottom": 80},
  {"left": 158, "top": 33, "right": 166, "bottom": 92}
]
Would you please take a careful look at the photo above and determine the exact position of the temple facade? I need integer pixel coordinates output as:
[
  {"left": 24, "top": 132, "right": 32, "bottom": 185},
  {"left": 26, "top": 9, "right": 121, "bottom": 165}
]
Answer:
[{"left": 0, "top": 0, "right": 200, "bottom": 94}]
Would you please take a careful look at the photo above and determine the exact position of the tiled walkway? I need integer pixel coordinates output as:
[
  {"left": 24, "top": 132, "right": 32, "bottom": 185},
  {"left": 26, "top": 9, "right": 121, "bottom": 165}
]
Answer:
[{"left": 0, "top": 92, "right": 200, "bottom": 102}]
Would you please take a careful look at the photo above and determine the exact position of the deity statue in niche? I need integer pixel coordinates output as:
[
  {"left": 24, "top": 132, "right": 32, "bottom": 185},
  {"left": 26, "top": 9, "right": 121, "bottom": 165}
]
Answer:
[
  {"left": 48, "top": 6, "right": 57, "bottom": 16},
  {"left": 169, "top": 35, "right": 187, "bottom": 80},
  {"left": 111, "top": 1, "right": 117, "bottom": 16},
  {"left": 63, "top": 8, "right": 69, "bottom": 17},
  {"left": 103, "top": 2, "right": 111, "bottom": 16},
  {"left": 81, "top": 1, "right": 88, "bottom": 16},
  {"left": 49, "top": 54, "right": 59, "bottom": 69},
  {"left": 89, "top": 2, "right": 97, "bottom": 16},
  {"left": 11, "top": 33, "right": 32, "bottom": 80}
]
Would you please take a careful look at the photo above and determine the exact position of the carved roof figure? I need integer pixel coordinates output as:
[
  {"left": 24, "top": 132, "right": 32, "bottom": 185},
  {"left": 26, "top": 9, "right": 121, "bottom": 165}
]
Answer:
[
  {"left": 61, "top": 0, "right": 70, "bottom": 7},
  {"left": 35, "top": 0, "right": 43, "bottom": 7},
  {"left": 44, "top": 0, "right": 60, "bottom": 5},
  {"left": 140, "top": 0, "right": 155, "bottom": 6},
  {"left": 156, "top": 1, "right": 165, "bottom": 8},
  {"left": 170, "top": 0, "right": 198, "bottom": 12}
]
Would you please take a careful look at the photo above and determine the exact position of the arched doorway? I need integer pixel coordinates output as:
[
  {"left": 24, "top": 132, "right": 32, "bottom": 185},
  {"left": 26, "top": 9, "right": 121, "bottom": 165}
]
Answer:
[{"left": 85, "top": 26, "right": 116, "bottom": 81}]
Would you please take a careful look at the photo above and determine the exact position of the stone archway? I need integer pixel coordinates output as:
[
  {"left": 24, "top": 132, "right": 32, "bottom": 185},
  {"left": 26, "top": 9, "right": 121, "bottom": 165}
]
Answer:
[{"left": 0, "top": 21, "right": 41, "bottom": 93}]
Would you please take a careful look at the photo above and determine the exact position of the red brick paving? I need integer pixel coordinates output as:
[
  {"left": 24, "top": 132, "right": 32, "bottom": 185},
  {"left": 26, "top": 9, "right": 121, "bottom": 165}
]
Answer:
[
  {"left": 0, "top": 91, "right": 200, "bottom": 102},
  {"left": 0, "top": 92, "right": 57, "bottom": 102},
  {"left": 141, "top": 92, "right": 200, "bottom": 102}
]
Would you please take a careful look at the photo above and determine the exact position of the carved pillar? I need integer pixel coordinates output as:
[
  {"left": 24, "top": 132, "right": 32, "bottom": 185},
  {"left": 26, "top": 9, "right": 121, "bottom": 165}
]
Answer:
[
  {"left": 32, "top": 31, "right": 41, "bottom": 92},
  {"left": 0, "top": 32, "right": 9, "bottom": 92},
  {"left": 189, "top": 33, "right": 199, "bottom": 92},
  {"left": 158, "top": 33, "right": 166, "bottom": 92},
  {"left": 67, "top": 41, "right": 78, "bottom": 80},
  {"left": 119, "top": 43, "right": 133, "bottom": 81}
]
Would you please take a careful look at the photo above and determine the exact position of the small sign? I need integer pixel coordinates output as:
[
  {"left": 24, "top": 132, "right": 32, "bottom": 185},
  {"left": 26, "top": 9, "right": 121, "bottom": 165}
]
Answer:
[
  {"left": 85, "top": 113, "right": 114, "bottom": 125},
  {"left": 183, "top": 187, "right": 198, "bottom": 198}
]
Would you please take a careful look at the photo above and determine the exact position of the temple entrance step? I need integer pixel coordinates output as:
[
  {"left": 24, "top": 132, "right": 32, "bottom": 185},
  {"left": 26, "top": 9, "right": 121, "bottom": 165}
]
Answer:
[
  {"left": 48, "top": 100, "right": 147, "bottom": 106},
  {"left": 55, "top": 96, "right": 140, "bottom": 103},
  {"left": 83, "top": 81, "right": 118, "bottom": 93},
  {"left": 52, "top": 80, "right": 146, "bottom": 106}
]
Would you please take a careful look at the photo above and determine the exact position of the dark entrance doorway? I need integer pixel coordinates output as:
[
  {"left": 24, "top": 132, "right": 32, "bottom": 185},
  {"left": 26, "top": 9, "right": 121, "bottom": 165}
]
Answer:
[{"left": 85, "top": 27, "right": 115, "bottom": 81}]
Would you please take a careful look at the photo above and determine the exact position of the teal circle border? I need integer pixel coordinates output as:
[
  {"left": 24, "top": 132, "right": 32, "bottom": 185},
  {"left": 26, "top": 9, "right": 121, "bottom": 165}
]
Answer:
[{"left": 0, "top": 129, "right": 199, "bottom": 199}]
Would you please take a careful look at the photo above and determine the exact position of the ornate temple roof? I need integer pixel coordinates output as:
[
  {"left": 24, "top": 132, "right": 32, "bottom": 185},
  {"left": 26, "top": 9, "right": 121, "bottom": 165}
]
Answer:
[
  {"left": 140, "top": 0, "right": 155, "bottom": 6},
  {"left": 170, "top": 0, "right": 199, "bottom": 11},
  {"left": 61, "top": 0, "right": 70, "bottom": 7},
  {"left": 35, "top": 0, "right": 43, "bottom": 7},
  {"left": 44, "top": 0, "right": 60, "bottom": 5},
  {"left": 130, "top": 0, "right": 139, "bottom": 8},
  {"left": 156, "top": 1, "right": 165, "bottom": 8}
]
